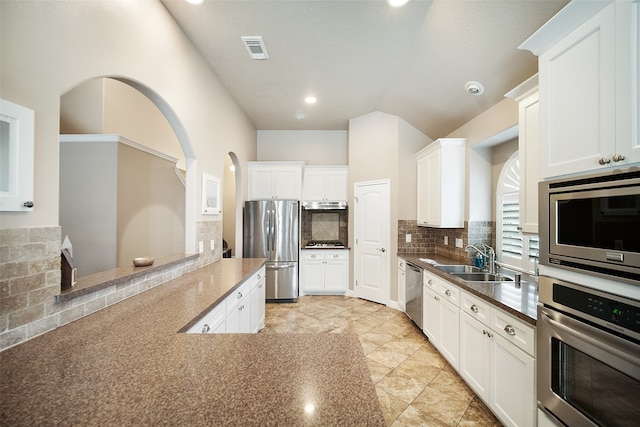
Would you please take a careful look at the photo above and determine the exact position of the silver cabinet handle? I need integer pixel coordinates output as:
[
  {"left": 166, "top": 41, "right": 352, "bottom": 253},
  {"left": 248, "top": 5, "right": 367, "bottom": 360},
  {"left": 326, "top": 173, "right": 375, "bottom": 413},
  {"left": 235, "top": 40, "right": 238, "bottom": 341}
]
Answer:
[
  {"left": 504, "top": 325, "right": 516, "bottom": 336},
  {"left": 23, "top": 201, "right": 34, "bottom": 208},
  {"left": 202, "top": 324, "right": 210, "bottom": 333},
  {"left": 445, "top": 289, "right": 452, "bottom": 297},
  {"left": 400, "top": 262, "right": 404, "bottom": 268},
  {"left": 428, "top": 279, "right": 434, "bottom": 285},
  {"left": 470, "top": 304, "right": 479, "bottom": 313},
  {"left": 239, "top": 305, "right": 244, "bottom": 311},
  {"left": 237, "top": 292, "right": 243, "bottom": 299},
  {"left": 599, "top": 157, "right": 611, "bottom": 165},
  {"left": 613, "top": 154, "right": 625, "bottom": 162}
]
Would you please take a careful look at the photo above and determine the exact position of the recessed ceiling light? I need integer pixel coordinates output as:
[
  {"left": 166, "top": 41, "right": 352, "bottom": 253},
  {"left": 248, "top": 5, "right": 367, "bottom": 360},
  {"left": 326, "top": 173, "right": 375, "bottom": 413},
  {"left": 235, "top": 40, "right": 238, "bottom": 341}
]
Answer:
[
  {"left": 184, "top": 0, "right": 204, "bottom": 5},
  {"left": 305, "top": 96, "right": 317, "bottom": 104},
  {"left": 465, "top": 81, "right": 485, "bottom": 96},
  {"left": 388, "top": 0, "right": 410, "bottom": 7}
]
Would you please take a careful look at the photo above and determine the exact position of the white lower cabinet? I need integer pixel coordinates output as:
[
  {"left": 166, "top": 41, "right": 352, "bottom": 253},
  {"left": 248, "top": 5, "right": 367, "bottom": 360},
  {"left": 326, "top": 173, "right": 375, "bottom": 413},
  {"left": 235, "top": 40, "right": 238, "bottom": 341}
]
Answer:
[
  {"left": 422, "top": 271, "right": 460, "bottom": 370},
  {"left": 186, "top": 266, "right": 265, "bottom": 334},
  {"left": 301, "top": 250, "right": 349, "bottom": 294},
  {"left": 459, "top": 290, "right": 536, "bottom": 427}
]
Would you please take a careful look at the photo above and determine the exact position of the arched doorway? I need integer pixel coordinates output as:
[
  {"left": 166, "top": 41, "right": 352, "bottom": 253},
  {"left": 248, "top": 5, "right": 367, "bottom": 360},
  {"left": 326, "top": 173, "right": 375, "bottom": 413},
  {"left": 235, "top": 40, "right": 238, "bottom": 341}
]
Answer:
[{"left": 59, "top": 77, "right": 194, "bottom": 276}]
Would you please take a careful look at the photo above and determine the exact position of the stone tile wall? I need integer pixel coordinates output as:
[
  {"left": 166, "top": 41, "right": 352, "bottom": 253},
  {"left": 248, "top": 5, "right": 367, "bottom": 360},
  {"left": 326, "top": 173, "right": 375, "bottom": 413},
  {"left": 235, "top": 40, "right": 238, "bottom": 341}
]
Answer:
[
  {"left": 0, "top": 223, "right": 222, "bottom": 352},
  {"left": 397, "top": 220, "right": 495, "bottom": 263}
]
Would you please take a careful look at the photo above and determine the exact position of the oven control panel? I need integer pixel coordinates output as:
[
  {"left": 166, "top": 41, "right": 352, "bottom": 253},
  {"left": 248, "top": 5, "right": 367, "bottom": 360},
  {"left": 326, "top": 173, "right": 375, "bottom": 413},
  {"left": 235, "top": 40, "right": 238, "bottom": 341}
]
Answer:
[{"left": 553, "top": 284, "right": 640, "bottom": 335}]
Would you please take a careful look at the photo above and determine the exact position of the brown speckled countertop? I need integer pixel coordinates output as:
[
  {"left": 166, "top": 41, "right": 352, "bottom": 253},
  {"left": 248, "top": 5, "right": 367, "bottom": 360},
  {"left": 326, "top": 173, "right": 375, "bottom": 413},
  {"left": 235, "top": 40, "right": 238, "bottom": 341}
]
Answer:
[
  {"left": 398, "top": 253, "right": 538, "bottom": 325},
  {"left": 0, "top": 258, "right": 385, "bottom": 426}
]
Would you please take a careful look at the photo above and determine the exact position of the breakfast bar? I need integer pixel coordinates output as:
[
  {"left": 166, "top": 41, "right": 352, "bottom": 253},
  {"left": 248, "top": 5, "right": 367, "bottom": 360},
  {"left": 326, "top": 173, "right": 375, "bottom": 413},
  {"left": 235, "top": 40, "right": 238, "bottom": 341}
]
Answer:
[{"left": 0, "top": 259, "right": 385, "bottom": 426}]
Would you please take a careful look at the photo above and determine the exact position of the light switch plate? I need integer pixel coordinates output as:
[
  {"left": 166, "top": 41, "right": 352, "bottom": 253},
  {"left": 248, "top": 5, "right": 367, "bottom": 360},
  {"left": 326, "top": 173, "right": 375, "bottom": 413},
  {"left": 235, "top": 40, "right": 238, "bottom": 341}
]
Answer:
[
  {"left": 210, "top": 240, "right": 215, "bottom": 251},
  {"left": 199, "top": 241, "right": 204, "bottom": 253},
  {"left": 455, "top": 238, "right": 463, "bottom": 248},
  {"left": 406, "top": 234, "right": 411, "bottom": 243},
  {"left": 444, "top": 236, "right": 449, "bottom": 245}
]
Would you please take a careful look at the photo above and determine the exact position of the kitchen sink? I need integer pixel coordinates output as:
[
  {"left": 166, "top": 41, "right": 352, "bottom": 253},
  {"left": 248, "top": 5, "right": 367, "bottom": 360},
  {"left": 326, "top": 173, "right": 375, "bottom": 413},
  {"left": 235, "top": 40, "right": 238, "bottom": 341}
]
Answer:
[
  {"left": 435, "top": 264, "right": 482, "bottom": 273},
  {"left": 450, "top": 272, "right": 513, "bottom": 282}
]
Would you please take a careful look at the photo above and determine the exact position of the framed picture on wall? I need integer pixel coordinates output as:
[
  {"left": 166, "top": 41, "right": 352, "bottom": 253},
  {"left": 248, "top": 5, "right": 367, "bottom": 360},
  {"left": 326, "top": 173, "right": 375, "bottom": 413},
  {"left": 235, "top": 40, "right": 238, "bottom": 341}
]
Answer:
[{"left": 202, "top": 173, "right": 221, "bottom": 215}]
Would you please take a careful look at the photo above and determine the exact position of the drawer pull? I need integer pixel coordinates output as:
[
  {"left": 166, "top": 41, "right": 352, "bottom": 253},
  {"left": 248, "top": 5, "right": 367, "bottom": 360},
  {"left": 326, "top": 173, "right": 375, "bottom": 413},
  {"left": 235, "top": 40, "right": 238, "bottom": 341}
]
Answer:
[
  {"left": 470, "top": 304, "right": 479, "bottom": 313},
  {"left": 445, "top": 289, "right": 452, "bottom": 297},
  {"left": 202, "top": 324, "right": 210, "bottom": 333},
  {"left": 504, "top": 325, "right": 516, "bottom": 336},
  {"left": 428, "top": 279, "right": 434, "bottom": 285},
  {"left": 237, "top": 292, "right": 243, "bottom": 299}
]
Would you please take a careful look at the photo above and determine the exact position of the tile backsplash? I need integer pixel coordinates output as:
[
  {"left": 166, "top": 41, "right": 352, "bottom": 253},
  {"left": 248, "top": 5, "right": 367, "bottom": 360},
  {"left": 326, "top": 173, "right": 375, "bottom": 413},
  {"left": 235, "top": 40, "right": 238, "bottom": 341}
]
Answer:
[
  {"left": 301, "top": 208, "right": 348, "bottom": 246},
  {"left": 397, "top": 220, "right": 495, "bottom": 263}
]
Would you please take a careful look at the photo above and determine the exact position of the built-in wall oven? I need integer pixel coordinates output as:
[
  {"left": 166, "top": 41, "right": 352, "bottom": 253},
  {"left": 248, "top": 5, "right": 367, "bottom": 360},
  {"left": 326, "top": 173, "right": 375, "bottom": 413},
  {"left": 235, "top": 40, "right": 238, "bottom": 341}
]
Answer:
[
  {"left": 539, "top": 167, "right": 640, "bottom": 285},
  {"left": 537, "top": 275, "right": 640, "bottom": 427}
]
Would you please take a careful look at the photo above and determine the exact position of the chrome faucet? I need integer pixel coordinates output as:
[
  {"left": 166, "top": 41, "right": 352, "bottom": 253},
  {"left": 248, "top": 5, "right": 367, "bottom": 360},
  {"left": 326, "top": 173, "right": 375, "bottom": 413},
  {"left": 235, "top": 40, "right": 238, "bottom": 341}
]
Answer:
[{"left": 465, "top": 244, "right": 497, "bottom": 274}]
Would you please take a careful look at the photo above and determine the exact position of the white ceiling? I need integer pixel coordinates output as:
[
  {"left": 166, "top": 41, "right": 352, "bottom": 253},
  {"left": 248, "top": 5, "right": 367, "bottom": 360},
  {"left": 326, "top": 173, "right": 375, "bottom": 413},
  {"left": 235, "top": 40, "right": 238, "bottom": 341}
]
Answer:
[{"left": 161, "top": 0, "right": 568, "bottom": 139}]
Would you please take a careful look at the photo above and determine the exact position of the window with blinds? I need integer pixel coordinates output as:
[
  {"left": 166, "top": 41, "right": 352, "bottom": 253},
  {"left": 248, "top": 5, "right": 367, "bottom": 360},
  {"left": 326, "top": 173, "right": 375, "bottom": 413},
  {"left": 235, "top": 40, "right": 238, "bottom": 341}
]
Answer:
[{"left": 497, "top": 152, "right": 539, "bottom": 273}]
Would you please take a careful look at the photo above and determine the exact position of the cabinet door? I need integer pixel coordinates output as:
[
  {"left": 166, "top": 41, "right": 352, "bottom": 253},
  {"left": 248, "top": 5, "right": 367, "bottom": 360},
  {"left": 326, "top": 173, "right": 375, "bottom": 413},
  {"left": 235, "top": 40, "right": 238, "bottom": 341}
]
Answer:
[
  {"left": 324, "top": 257, "right": 348, "bottom": 293},
  {"left": 416, "top": 155, "right": 429, "bottom": 226},
  {"left": 226, "top": 306, "right": 240, "bottom": 333},
  {"left": 274, "top": 167, "right": 302, "bottom": 199},
  {"left": 539, "top": 3, "right": 616, "bottom": 178},
  {"left": 324, "top": 170, "right": 348, "bottom": 201},
  {"left": 518, "top": 91, "right": 540, "bottom": 234},
  {"left": 459, "top": 312, "right": 491, "bottom": 402},
  {"left": 425, "top": 149, "right": 442, "bottom": 226},
  {"left": 302, "top": 170, "right": 325, "bottom": 201},
  {"left": 439, "top": 298, "right": 460, "bottom": 370},
  {"left": 301, "top": 258, "right": 325, "bottom": 293},
  {"left": 250, "top": 275, "right": 266, "bottom": 333},
  {"left": 490, "top": 334, "right": 536, "bottom": 427},
  {"left": 422, "top": 287, "right": 440, "bottom": 344},
  {"left": 238, "top": 300, "right": 251, "bottom": 333},
  {"left": 397, "top": 265, "right": 406, "bottom": 311},
  {"left": 249, "top": 167, "right": 274, "bottom": 200}
]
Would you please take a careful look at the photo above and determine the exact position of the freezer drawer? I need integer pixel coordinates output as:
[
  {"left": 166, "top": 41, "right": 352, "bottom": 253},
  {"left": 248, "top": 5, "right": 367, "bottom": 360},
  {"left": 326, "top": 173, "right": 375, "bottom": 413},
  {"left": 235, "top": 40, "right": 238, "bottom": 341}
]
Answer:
[{"left": 266, "top": 262, "right": 298, "bottom": 302}]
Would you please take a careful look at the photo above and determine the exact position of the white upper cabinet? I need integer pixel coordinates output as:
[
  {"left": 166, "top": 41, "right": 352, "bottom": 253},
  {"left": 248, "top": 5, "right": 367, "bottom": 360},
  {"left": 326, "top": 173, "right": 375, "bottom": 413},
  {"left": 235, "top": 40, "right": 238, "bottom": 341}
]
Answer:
[
  {"left": 248, "top": 161, "right": 304, "bottom": 200},
  {"left": 303, "top": 165, "right": 348, "bottom": 203},
  {"left": 506, "top": 75, "right": 540, "bottom": 234},
  {"left": 521, "top": 0, "right": 640, "bottom": 178},
  {"left": 0, "top": 99, "right": 34, "bottom": 212},
  {"left": 415, "top": 138, "right": 466, "bottom": 228}
]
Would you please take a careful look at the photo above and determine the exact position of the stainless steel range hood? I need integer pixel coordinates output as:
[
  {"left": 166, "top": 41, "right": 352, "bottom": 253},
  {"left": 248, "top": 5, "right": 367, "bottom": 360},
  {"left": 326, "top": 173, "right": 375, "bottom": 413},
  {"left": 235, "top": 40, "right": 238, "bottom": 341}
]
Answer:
[{"left": 302, "top": 201, "right": 347, "bottom": 210}]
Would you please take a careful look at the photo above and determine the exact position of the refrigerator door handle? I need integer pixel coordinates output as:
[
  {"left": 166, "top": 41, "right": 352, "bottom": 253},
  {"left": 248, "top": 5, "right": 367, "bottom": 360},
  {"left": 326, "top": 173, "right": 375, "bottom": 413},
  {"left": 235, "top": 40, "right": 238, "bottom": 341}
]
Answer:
[{"left": 270, "top": 262, "right": 297, "bottom": 269}]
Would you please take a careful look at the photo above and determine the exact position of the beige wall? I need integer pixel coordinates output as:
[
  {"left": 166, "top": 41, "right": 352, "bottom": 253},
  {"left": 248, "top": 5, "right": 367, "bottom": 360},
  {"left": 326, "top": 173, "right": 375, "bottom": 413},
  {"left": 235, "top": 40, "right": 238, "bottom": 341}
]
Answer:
[
  {"left": 0, "top": 0, "right": 257, "bottom": 255},
  {"left": 257, "top": 130, "right": 348, "bottom": 164},
  {"left": 348, "top": 111, "right": 430, "bottom": 303}
]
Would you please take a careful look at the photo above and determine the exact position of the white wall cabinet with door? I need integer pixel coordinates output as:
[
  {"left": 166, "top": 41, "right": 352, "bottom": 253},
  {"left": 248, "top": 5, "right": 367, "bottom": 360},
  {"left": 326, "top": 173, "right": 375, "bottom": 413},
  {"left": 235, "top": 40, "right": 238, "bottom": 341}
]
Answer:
[
  {"left": 303, "top": 165, "right": 348, "bottom": 203},
  {"left": 506, "top": 75, "right": 539, "bottom": 234},
  {"left": 521, "top": 0, "right": 640, "bottom": 178},
  {"left": 248, "top": 161, "right": 304, "bottom": 200},
  {"left": 422, "top": 270, "right": 460, "bottom": 370},
  {"left": 459, "top": 290, "right": 536, "bottom": 427},
  {"left": 415, "top": 138, "right": 466, "bottom": 228},
  {"left": 397, "top": 257, "right": 407, "bottom": 311},
  {"left": 301, "top": 249, "right": 349, "bottom": 294}
]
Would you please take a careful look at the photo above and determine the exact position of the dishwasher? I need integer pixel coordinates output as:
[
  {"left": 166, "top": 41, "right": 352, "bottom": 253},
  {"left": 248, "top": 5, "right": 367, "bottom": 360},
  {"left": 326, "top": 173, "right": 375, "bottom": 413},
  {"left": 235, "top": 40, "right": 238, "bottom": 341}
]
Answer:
[{"left": 405, "top": 261, "right": 423, "bottom": 329}]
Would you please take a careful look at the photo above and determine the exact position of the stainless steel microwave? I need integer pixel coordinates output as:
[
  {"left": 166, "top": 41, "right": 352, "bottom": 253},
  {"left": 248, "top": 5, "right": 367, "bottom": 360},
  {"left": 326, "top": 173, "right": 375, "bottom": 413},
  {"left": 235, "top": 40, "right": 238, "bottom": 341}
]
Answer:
[{"left": 539, "top": 167, "right": 640, "bottom": 285}]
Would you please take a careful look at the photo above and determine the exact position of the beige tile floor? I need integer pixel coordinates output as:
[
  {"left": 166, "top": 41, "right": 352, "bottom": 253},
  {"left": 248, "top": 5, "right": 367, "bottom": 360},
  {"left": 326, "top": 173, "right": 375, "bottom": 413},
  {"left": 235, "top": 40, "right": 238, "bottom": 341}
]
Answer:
[{"left": 263, "top": 295, "right": 503, "bottom": 426}]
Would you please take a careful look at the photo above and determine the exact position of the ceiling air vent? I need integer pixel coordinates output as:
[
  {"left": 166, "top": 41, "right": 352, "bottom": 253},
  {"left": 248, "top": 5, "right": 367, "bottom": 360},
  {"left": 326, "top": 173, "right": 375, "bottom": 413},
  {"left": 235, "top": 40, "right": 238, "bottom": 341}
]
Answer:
[{"left": 241, "top": 36, "right": 269, "bottom": 60}]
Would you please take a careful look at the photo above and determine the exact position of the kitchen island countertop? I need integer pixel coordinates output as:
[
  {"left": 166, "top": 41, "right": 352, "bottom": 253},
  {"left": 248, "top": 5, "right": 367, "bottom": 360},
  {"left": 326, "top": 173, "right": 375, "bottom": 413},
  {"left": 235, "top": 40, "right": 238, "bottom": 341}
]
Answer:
[
  {"left": 398, "top": 253, "right": 538, "bottom": 325},
  {"left": 0, "top": 258, "right": 384, "bottom": 426}
]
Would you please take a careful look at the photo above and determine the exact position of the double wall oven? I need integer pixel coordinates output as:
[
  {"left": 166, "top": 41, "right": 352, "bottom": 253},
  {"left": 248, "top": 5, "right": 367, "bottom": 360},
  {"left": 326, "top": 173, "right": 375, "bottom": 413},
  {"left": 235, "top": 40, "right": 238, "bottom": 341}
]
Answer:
[{"left": 538, "top": 168, "right": 640, "bottom": 426}]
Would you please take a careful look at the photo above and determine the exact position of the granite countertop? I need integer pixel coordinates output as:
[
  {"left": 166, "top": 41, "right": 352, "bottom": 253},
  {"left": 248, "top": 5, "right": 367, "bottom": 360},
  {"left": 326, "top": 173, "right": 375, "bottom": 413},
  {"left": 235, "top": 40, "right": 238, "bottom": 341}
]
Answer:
[
  {"left": 0, "top": 258, "right": 384, "bottom": 426},
  {"left": 398, "top": 253, "right": 538, "bottom": 325}
]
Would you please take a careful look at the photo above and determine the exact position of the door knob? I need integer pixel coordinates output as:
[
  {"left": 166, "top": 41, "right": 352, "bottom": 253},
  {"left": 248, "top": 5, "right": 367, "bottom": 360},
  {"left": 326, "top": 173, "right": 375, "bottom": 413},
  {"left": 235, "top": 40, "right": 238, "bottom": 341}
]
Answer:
[{"left": 376, "top": 248, "right": 386, "bottom": 253}]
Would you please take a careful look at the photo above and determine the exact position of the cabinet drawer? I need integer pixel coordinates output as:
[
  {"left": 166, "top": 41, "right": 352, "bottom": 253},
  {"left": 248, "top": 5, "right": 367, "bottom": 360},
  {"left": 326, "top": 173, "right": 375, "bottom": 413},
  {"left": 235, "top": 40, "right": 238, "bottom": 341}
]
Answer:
[
  {"left": 460, "top": 291, "right": 490, "bottom": 326},
  {"left": 187, "top": 301, "right": 225, "bottom": 334},
  {"left": 490, "top": 308, "right": 536, "bottom": 356},
  {"left": 423, "top": 271, "right": 439, "bottom": 292},
  {"left": 438, "top": 280, "right": 460, "bottom": 307},
  {"left": 325, "top": 250, "right": 348, "bottom": 260},
  {"left": 226, "top": 280, "right": 250, "bottom": 315},
  {"left": 251, "top": 267, "right": 266, "bottom": 289},
  {"left": 302, "top": 250, "right": 323, "bottom": 260}
]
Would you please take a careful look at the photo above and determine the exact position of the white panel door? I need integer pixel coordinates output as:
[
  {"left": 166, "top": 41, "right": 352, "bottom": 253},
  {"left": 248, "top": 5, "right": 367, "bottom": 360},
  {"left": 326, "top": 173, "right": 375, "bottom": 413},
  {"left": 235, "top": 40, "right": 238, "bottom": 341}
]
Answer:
[{"left": 354, "top": 180, "right": 390, "bottom": 305}]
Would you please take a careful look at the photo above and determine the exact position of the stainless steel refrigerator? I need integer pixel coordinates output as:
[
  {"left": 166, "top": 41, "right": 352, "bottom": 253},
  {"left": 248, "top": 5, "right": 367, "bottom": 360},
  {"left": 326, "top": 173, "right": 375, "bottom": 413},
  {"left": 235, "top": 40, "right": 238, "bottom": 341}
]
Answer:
[{"left": 243, "top": 200, "right": 299, "bottom": 302}]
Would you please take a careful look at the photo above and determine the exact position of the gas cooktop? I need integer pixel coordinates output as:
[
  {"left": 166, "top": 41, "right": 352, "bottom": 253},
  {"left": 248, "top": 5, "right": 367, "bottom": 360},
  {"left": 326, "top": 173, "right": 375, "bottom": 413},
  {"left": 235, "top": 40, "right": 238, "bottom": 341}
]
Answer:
[{"left": 305, "top": 241, "right": 345, "bottom": 248}]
